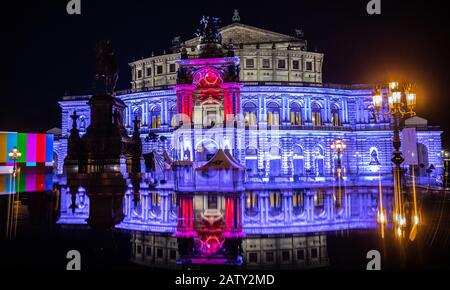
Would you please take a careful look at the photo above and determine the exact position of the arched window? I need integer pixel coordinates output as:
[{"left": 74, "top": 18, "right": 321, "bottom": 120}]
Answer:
[
  {"left": 243, "top": 102, "right": 257, "bottom": 126},
  {"left": 314, "top": 190, "right": 325, "bottom": 208},
  {"left": 132, "top": 106, "right": 143, "bottom": 126},
  {"left": 78, "top": 115, "right": 86, "bottom": 132},
  {"left": 290, "top": 102, "right": 302, "bottom": 125},
  {"left": 292, "top": 145, "right": 304, "bottom": 176},
  {"left": 267, "top": 102, "right": 280, "bottom": 126},
  {"left": 331, "top": 104, "right": 340, "bottom": 126},
  {"left": 245, "top": 191, "right": 259, "bottom": 216},
  {"left": 169, "top": 105, "right": 178, "bottom": 127},
  {"left": 269, "top": 191, "right": 282, "bottom": 215},
  {"left": 311, "top": 103, "right": 322, "bottom": 126},
  {"left": 292, "top": 190, "right": 304, "bottom": 212},
  {"left": 312, "top": 145, "right": 324, "bottom": 177},
  {"left": 151, "top": 192, "right": 161, "bottom": 214},
  {"left": 150, "top": 106, "right": 161, "bottom": 128}
]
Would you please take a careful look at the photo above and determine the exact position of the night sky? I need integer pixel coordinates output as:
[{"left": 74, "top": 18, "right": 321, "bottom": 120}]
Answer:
[{"left": 1, "top": 0, "right": 449, "bottom": 146}]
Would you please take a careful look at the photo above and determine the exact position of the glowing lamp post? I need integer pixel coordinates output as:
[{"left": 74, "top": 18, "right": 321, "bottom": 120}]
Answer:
[
  {"left": 372, "top": 81, "right": 417, "bottom": 237},
  {"left": 331, "top": 138, "right": 346, "bottom": 178},
  {"left": 8, "top": 147, "right": 22, "bottom": 176}
]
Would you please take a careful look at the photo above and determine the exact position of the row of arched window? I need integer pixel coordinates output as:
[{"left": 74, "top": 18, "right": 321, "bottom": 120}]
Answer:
[
  {"left": 129, "top": 105, "right": 178, "bottom": 128},
  {"left": 243, "top": 102, "right": 342, "bottom": 127},
  {"left": 245, "top": 145, "right": 326, "bottom": 177},
  {"left": 245, "top": 190, "right": 332, "bottom": 216},
  {"left": 126, "top": 100, "right": 342, "bottom": 129}
]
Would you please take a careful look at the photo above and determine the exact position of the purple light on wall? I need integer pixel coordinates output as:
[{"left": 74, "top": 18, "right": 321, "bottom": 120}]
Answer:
[{"left": 26, "top": 133, "right": 37, "bottom": 166}]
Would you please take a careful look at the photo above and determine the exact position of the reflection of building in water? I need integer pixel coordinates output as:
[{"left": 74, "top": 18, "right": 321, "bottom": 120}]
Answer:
[
  {"left": 243, "top": 234, "right": 328, "bottom": 269},
  {"left": 57, "top": 184, "right": 89, "bottom": 225},
  {"left": 130, "top": 232, "right": 180, "bottom": 269},
  {"left": 58, "top": 178, "right": 390, "bottom": 268},
  {"left": 59, "top": 187, "right": 384, "bottom": 234},
  {"left": 128, "top": 232, "right": 329, "bottom": 269}
]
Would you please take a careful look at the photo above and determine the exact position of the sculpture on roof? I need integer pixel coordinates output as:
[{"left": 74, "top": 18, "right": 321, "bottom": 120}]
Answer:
[{"left": 196, "top": 16, "right": 222, "bottom": 44}]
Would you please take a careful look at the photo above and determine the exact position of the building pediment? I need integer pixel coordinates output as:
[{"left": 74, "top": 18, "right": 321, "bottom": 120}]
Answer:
[
  {"left": 405, "top": 116, "right": 428, "bottom": 127},
  {"left": 185, "top": 23, "right": 301, "bottom": 46}
]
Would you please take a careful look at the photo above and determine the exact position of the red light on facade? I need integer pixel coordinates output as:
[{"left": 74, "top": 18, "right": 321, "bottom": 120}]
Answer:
[{"left": 193, "top": 68, "right": 223, "bottom": 88}]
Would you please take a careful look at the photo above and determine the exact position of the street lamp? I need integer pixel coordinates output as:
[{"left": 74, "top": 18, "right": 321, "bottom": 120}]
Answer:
[
  {"left": 331, "top": 138, "right": 346, "bottom": 178},
  {"left": 372, "top": 81, "right": 417, "bottom": 237},
  {"left": 8, "top": 147, "right": 22, "bottom": 176}
]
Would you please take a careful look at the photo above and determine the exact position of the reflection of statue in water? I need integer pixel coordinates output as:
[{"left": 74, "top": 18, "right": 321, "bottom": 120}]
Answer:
[
  {"left": 94, "top": 40, "right": 119, "bottom": 94},
  {"left": 369, "top": 149, "right": 380, "bottom": 166}
]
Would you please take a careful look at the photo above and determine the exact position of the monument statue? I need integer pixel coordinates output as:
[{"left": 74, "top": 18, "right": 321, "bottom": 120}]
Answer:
[{"left": 94, "top": 40, "right": 119, "bottom": 94}]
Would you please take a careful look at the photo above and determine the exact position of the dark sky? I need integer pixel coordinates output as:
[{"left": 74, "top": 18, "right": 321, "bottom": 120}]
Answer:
[{"left": 1, "top": 0, "right": 449, "bottom": 146}]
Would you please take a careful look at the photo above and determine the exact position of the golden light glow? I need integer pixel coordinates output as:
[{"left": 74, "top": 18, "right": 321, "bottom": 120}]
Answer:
[
  {"left": 389, "top": 82, "right": 399, "bottom": 90},
  {"left": 373, "top": 94, "right": 383, "bottom": 111},
  {"left": 388, "top": 95, "right": 394, "bottom": 110},
  {"left": 414, "top": 215, "right": 419, "bottom": 226},
  {"left": 8, "top": 147, "right": 22, "bottom": 160},
  {"left": 392, "top": 91, "right": 402, "bottom": 106},
  {"left": 406, "top": 93, "right": 416, "bottom": 108},
  {"left": 331, "top": 139, "right": 346, "bottom": 151}
]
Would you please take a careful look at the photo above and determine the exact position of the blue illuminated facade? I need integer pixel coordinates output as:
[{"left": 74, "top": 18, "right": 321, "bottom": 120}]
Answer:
[{"left": 55, "top": 83, "right": 443, "bottom": 184}]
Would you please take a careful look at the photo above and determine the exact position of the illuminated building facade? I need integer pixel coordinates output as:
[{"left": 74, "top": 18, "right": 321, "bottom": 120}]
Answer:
[{"left": 54, "top": 14, "right": 443, "bottom": 185}]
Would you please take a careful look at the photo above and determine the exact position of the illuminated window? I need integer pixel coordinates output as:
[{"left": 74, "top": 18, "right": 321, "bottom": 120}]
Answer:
[
  {"left": 245, "top": 58, "right": 255, "bottom": 68},
  {"left": 269, "top": 192, "right": 282, "bottom": 210},
  {"left": 267, "top": 102, "right": 280, "bottom": 126},
  {"left": 151, "top": 193, "right": 161, "bottom": 207},
  {"left": 278, "top": 59, "right": 286, "bottom": 69},
  {"left": 292, "top": 60, "right": 300, "bottom": 70},
  {"left": 132, "top": 106, "right": 143, "bottom": 126},
  {"left": 151, "top": 106, "right": 161, "bottom": 128},
  {"left": 311, "top": 103, "right": 322, "bottom": 126},
  {"left": 171, "top": 193, "right": 177, "bottom": 209},
  {"left": 314, "top": 191, "right": 325, "bottom": 207},
  {"left": 169, "top": 106, "right": 178, "bottom": 127},
  {"left": 290, "top": 102, "right": 302, "bottom": 125},
  {"left": 243, "top": 102, "right": 257, "bottom": 126},
  {"left": 245, "top": 192, "right": 258, "bottom": 210},
  {"left": 331, "top": 104, "right": 340, "bottom": 126},
  {"left": 292, "top": 191, "right": 304, "bottom": 210}
]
